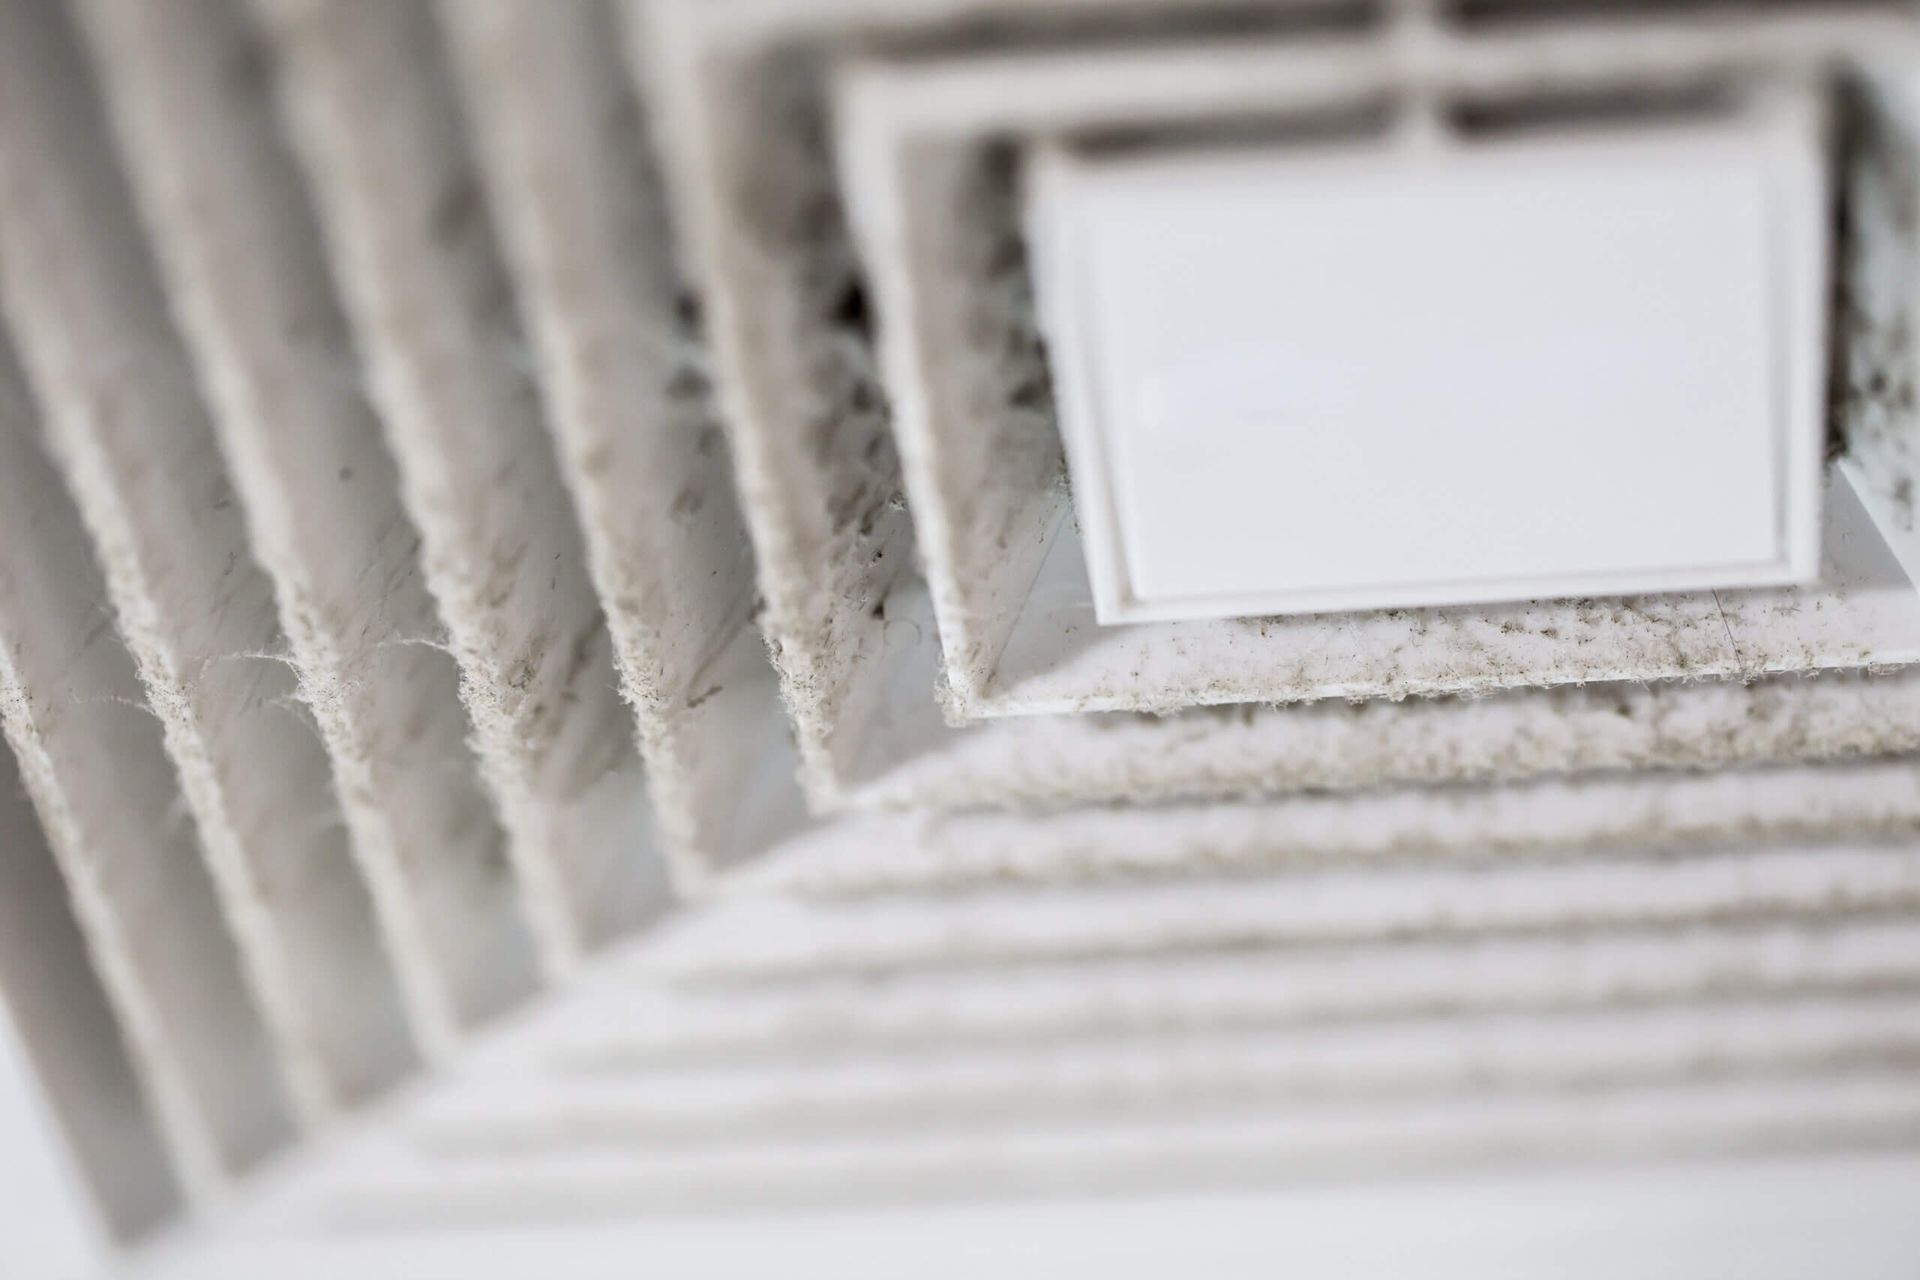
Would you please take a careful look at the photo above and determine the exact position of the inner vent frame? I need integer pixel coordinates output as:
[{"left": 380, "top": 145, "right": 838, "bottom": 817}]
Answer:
[
  {"left": 836, "top": 25, "right": 1920, "bottom": 722},
  {"left": 637, "top": 0, "right": 1920, "bottom": 816}
]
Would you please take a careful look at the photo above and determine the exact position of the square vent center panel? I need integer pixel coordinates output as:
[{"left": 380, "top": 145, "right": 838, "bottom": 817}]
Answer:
[{"left": 1029, "top": 96, "right": 1828, "bottom": 625}]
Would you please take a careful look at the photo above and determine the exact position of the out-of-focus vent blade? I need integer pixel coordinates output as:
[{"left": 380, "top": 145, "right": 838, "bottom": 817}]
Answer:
[
  {"left": 0, "top": 336, "right": 291, "bottom": 1196},
  {"left": 251, "top": 0, "right": 664, "bottom": 970},
  {"left": 0, "top": 0, "right": 418, "bottom": 1123},
  {"left": 439, "top": 0, "right": 783, "bottom": 889},
  {"left": 72, "top": 0, "right": 541, "bottom": 1058},
  {"left": 0, "top": 678, "right": 183, "bottom": 1243}
]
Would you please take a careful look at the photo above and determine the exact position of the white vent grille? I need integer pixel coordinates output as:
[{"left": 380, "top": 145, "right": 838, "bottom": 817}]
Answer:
[
  {"left": 73, "top": 0, "right": 540, "bottom": 1061},
  {"left": 0, "top": 0, "right": 1918, "bottom": 1270}
]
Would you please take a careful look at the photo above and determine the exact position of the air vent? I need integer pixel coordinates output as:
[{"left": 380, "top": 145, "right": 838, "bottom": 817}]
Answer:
[
  {"left": 2, "top": 0, "right": 1920, "bottom": 1270},
  {"left": 647, "top": 0, "right": 1920, "bottom": 811}
]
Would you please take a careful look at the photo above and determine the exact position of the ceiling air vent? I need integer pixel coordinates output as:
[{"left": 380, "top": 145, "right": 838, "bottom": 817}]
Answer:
[{"left": 0, "top": 0, "right": 1918, "bottom": 1273}]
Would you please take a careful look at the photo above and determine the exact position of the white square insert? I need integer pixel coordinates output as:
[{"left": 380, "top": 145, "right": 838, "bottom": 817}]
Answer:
[{"left": 1028, "top": 108, "right": 1828, "bottom": 625}]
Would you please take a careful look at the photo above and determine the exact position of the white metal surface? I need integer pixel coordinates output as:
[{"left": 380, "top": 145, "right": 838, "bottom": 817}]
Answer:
[{"left": 1028, "top": 108, "right": 1823, "bottom": 622}]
